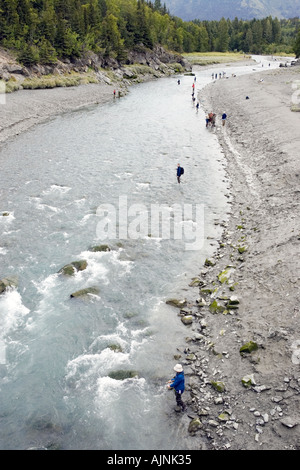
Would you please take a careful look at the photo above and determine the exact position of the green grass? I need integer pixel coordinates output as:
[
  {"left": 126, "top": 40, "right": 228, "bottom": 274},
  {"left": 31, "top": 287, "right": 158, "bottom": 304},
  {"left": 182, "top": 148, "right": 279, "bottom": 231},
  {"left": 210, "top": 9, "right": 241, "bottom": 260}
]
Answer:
[
  {"left": 22, "top": 72, "right": 98, "bottom": 90},
  {"left": 182, "top": 52, "right": 251, "bottom": 66}
]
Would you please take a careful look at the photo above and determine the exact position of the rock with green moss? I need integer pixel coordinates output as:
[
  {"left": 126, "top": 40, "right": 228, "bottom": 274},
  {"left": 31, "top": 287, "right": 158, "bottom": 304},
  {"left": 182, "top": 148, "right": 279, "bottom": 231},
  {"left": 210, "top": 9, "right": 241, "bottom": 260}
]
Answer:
[
  {"left": 89, "top": 244, "right": 111, "bottom": 252},
  {"left": 211, "top": 381, "right": 226, "bottom": 392},
  {"left": 186, "top": 353, "right": 196, "bottom": 361},
  {"left": 205, "top": 258, "right": 216, "bottom": 267},
  {"left": 200, "top": 288, "right": 213, "bottom": 295},
  {"left": 242, "top": 374, "right": 256, "bottom": 388},
  {"left": 188, "top": 417, "right": 202, "bottom": 434},
  {"left": 209, "top": 300, "right": 226, "bottom": 314},
  {"left": 2, "top": 212, "right": 9, "bottom": 216},
  {"left": 181, "top": 315, "right": 193, "bottom": 325},
  {"left": 218, "top": 266, "right": 235, "bottom": 284},
  {"left": 218, "top": 412, "right": 230, "bottom": 422},
  {"left": 70, "top": 286, "right": 100, "bottom": 298},
  {"left": 240, "top": 341, "right": 258, "bottom": 354},
  {"left": 0, "top": 276, "right": 18, "bottom": 294},
  {"left": 108, "top": 344, "right": 123, "bottom": 353},
  {"left": 166, "top": 298, "right": 187, "bottom": 308},
  {"left": 108, "top": 370, "right": 138, "bottom": 380},
  {"left": 238, "top": 246, "right": 248, "bottom": 254},
  {"left": 189, "top": 277, "right": 201, "bottom": 287},
  {"left": 59, "top": 260, "right": 88, "bottom": 276}
]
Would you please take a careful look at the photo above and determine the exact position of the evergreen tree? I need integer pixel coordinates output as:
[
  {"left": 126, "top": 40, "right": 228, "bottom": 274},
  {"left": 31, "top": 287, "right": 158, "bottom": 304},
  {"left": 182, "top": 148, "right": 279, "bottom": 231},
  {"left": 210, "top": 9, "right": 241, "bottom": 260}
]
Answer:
[
  {"left": 294, "top": 29, "right": 300, "bottom": 57},
  {"left": 39, "top": 36, "right": 57, "bottom": 63},
  {"left": 216, "top": 18, "right": 229, "bottom": 52}
]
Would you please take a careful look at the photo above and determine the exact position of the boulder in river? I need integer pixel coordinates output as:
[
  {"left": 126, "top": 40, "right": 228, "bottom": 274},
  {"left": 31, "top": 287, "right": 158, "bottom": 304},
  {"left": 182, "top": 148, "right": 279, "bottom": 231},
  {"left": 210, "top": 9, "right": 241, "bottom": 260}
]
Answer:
[
  {"left": 0, "top": 276, "right": 18, "bottom": 294},
  {"left": 108, "top": 370, "right": 138, "bottom": 380},
  {"left": 70, "top": 286, "right": 100, "bottom": 298},
  {"left": 59, "top": 260, "right": 88, "bottom": 276},
  {"left": 89, "top": 244, "right": 111, "bottom": 252}
]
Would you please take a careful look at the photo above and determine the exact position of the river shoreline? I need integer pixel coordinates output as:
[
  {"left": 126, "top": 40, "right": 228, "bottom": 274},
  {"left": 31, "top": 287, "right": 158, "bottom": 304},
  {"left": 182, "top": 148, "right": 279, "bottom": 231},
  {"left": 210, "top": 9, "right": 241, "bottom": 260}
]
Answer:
[
  {"left": 1, "top": 59, "right": 299, "bottom": 450},
  {"left": 178, "top": 64, "right": 300, "bottom": 449}
]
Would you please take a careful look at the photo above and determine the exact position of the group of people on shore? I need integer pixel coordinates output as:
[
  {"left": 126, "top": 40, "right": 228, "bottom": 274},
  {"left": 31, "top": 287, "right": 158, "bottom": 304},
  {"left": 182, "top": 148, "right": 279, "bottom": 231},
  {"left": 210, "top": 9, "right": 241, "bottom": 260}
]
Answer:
[
  {"left": 206, "top": 111, "right": 227, "bottom": 128},
  {"left": 212, "top": 71, "right": 226, "bottom": 80}
]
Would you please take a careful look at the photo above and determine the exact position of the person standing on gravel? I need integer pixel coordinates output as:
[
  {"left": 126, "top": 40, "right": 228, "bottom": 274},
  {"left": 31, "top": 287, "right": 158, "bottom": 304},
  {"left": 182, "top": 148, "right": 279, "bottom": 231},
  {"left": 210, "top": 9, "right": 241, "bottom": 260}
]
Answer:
[
  {"left": 167, "top": 364, "right": 186, "bottom": 411},
  {"left": 222, "top": 112, "right": 227, "bottom": 126},
  {"left": 176, "top": 163, "right": 184, "bottom": 183}
]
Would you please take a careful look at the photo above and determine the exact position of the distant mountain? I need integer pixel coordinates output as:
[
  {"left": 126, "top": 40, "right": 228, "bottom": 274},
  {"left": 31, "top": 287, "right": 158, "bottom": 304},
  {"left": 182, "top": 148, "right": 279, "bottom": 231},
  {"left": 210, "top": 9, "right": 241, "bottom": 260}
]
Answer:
[{"left": 163, "top": 0, "right": 300, "bottom": 21}]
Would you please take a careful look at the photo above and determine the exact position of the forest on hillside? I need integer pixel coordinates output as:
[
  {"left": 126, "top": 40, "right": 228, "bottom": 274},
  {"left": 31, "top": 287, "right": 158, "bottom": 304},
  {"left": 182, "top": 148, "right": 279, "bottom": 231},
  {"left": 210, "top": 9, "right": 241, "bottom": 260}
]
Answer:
[{"left": 0, "top": 0, "right": 299, "bottom": 66}]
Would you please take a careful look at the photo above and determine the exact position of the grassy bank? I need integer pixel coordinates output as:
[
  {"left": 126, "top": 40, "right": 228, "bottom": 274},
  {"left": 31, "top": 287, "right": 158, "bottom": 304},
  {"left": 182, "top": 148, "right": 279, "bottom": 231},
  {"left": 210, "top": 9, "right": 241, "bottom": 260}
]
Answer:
[{"left": 182, "top": 51, "right": 252, "bottom": 66}]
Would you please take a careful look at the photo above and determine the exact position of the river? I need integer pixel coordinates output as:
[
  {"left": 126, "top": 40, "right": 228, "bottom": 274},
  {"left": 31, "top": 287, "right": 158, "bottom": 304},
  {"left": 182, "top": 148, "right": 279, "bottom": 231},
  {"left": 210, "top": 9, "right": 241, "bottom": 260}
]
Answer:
[{"left": 0, "top": 56, "right": 280, "bottom": 450}]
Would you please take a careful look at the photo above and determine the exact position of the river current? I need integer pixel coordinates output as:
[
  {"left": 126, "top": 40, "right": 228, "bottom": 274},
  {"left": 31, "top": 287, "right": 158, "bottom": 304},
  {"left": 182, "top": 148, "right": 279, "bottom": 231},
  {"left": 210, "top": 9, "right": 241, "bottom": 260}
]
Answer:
[{"left": 0, "top": 56, "right": 279, "bottom": 450}]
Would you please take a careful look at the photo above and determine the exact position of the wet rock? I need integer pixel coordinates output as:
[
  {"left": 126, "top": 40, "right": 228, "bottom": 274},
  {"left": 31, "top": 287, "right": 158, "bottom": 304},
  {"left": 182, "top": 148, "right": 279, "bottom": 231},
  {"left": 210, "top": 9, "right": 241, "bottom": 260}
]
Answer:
[
  {"left": 59, "top": 260, "right": 88, "bottom": 276},
  {"left": 166, "top": 298, "right": 187, "bottom": 308},
  {"left": 108, "top": 344, "right": 123, "bottom": 353},
  {"left": 0, "top": 276, "right": 18, "bottom": 294},
  {"left": 108, "top": 370, "right": 138, "bottom": 380},
  {"left": 70, "top": 286, "right": 100, "bottom": 298},
  {"left": 89, "top": 244, "right": 111, "bottom": 252},
  {"left": 181, "top": 315, "right": 193, "bottom": 325}
]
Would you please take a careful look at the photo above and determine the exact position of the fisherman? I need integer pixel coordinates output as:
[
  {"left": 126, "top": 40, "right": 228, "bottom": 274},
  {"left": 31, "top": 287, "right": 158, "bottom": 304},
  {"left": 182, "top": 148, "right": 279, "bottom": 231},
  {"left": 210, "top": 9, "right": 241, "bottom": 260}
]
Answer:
[
  {"left": 176, "top": 163, "right": 184, "bottom": 183},
  {"left": 167, "top": 364, "right": 186, "bottom": 412},
  {"left": 222, "top": 112, "right": 227, "bottom": 126}
]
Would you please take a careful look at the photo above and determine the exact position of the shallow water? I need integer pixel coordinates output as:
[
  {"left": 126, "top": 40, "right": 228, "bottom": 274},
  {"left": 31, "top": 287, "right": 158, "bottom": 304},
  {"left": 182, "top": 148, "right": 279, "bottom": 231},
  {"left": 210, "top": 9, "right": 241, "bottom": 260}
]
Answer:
[{"left": 0, "top": 56, "right": 280, "bottom": 450}]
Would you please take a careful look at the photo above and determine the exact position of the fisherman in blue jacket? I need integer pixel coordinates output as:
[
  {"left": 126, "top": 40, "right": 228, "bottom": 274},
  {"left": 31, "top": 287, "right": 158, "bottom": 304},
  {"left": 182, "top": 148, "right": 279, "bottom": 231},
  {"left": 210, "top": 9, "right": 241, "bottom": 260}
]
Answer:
[
  {"left": 177, "top": 163, "right": 184, "bottom": 183},
  {"left": 167, "top": 364, "right": 186, "bottom": 411}
]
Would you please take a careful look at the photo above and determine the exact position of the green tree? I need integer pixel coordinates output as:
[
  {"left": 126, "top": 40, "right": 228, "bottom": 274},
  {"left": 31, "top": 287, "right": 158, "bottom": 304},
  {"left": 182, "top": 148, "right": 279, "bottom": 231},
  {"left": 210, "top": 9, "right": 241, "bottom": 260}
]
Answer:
[
  {"left": 39, "top": 36, "right": 57, "bottom": 63},
  {"left": 18, "top": 43, "right": 39, "bottom": 65},
  {"left": 216, "top": 18, "right": 229, "bottom": 52},
  {"left": 294, "top": 29, "right": 300, "bottom": 58}
]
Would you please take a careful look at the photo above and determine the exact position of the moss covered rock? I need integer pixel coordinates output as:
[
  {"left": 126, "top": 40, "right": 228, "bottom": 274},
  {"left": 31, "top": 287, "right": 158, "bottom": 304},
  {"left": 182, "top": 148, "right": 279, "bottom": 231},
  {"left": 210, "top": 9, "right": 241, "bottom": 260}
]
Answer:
[
  {"left": 89, "top": 244, "right": 111, "bottom": 252},
  {"left": 209, "top": 300, "right": 226, "bottom": 314},
  {"left": 181, "top": 315, "right": 193, "bottom": 325},
  {"left": 188, "top": 417, "right": 202, "bottom": 434},
  {"left": 211, "top": 381, "right": 226, "bottom": 392},
  {"left": 242, "top": 374, "right": 256, "bottom": 387},
  {"left": 108, "top": 370, "right": 138, "bottom": 380},
  {"left": 166, "top": 298, "right": 187, "bottom": 308},
  {"left": 0, "top": 276, "right": 18, "bottom": 294},
  {"left": 218, "top": 266, "right": 235, "bottom": 284},
  {"left": 59, "top": 260, "right": 88, "bottom": 276},
  {"left": 240, "top": 341, "right": 258, "bottom": 354},
  {"left": 70, "top": 286, "right": 100, "bottom": 298},
  {"left": 205, "top": 258, "right": 216, "bottom": 267}
]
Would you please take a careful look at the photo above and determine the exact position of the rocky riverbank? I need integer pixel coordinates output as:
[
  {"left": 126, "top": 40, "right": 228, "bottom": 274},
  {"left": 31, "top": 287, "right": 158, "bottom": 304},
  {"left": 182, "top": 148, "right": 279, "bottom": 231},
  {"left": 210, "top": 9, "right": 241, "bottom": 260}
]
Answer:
[{"left": 168, "top": 64, "right": 300, "bottom": 450}]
